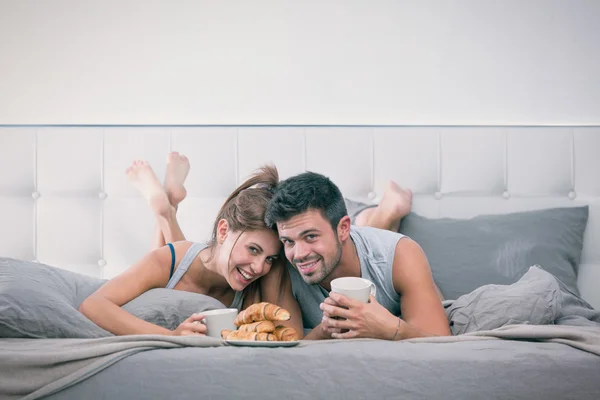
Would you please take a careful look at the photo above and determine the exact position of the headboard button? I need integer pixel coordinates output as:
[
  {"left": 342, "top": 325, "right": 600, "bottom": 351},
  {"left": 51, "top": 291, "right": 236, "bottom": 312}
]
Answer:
[
  {"left": 31, "top": 192, "right": 40, "bottom": 200},
  {"left": 367, "top": 191, "right": 377, "bottom": 201},
  {"left": 98, "top": 192, "right": 107, "bottom": 200},
  {"left": 434, "top": 192, "right": 443, "bottom": 200},
  {"left": 568, "top": 191, "right": 576, "bottom": 200},
  {"left": 502, "top": 191, "right": 510, "bottom": 199},
  {"left": 98, "top": 259, "right": 107, "bottom": 267}
]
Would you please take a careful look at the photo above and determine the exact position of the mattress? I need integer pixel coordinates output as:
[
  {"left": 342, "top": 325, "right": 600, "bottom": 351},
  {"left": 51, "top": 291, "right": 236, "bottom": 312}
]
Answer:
[{"left": 45, "top": 339, "right": 600, "bottom": 400}]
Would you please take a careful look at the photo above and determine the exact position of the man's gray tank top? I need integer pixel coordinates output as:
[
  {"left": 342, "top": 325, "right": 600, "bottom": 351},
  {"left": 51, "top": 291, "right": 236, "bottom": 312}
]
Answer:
[
  {"left": 165, "top": 242, "right": 245, "bottom": 310},
  {"left": 287, "top": 226, "right": 406, "bottom": 329}
]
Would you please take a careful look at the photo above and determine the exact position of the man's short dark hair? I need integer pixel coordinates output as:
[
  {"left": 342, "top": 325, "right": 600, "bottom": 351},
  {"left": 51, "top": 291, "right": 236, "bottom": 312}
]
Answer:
[{"left": 265, "top": 171, "right": 348, "bottom": 231}]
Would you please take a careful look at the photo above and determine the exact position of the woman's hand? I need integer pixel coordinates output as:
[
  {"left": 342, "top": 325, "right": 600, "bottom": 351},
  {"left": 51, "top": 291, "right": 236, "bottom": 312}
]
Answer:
[{"left": 171, "top": 313, "right": 208, "bottom": 336}]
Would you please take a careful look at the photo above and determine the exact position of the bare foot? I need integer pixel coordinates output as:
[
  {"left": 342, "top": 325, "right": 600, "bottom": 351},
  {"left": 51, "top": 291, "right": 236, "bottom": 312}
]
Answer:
[
  {"left": 164, "top": 152, "right": 190, "bottom": 207},
  {"left": 356, "top": 181, "right": 412, "bottom": 232},
  {"left": 126, "top": 160, "right": 172, "bottom": 217},
  {"left": 379, "top": 181, "right": 412, "bottom": 220}
]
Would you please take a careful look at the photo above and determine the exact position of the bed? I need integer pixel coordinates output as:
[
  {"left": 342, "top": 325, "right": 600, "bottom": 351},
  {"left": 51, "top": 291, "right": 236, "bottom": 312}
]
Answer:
[{"left": 1, "top": 125, "right": 599, "bottom": 399}]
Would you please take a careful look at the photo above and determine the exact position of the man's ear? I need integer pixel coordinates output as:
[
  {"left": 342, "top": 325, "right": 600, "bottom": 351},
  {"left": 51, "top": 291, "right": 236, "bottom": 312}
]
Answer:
[
  {"left": 337, "top": 215, "right": 352, "bottom": 242},
  {"left": 217, "top": 219, "right": 229, "bottom": 244}
]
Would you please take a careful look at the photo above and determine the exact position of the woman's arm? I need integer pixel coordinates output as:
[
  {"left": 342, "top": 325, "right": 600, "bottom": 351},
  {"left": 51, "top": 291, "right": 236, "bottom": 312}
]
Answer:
[{"left": 79, "top": 241, "right": 205, "bottom": 336}]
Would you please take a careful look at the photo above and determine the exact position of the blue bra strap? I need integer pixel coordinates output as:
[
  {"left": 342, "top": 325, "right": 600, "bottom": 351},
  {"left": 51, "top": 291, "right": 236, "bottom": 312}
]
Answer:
[
  {"left": 167, "top": 243, "right": 175, "bottom": 279},
  {"left": 165, "top": 242, "right": 205, "bottom": 289}
]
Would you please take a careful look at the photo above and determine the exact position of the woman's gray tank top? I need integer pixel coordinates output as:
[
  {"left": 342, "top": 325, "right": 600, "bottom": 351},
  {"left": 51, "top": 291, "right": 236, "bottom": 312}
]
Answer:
[
  {"left": 165, "top": 242, "right": 244, "bottom": 310},
  {"left": 288, "top": 226, "right": 405, "bottom": 329}
]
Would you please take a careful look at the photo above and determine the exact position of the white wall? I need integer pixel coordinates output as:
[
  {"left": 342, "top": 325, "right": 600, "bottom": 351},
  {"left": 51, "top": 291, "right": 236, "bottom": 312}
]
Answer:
[{"left": 1, "top": 0, "right": 599, "bottom": 125}]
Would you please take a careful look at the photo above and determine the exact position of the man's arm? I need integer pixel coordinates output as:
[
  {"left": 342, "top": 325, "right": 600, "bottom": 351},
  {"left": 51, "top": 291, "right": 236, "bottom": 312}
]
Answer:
[
  {"left": 258, "top": 260, "right": 305, "bottom": 338},
  {"left": 391, "top": 238, "right": 451, "bottom": 339},
  {"left": 319, "top": 237, "right": 450, "bottom": 340},
  {"left": 260, "top": 261, "right": 340, "bottom": 340}
]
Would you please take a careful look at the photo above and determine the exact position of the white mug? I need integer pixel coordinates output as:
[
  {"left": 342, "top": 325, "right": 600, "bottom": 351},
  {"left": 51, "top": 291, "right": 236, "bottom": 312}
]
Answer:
[
  {"left": 199, "top": 308, "right": 238, "bottom": 338},
  {"left": 330, "top": 277, "right": 376, "bottom": 303}
]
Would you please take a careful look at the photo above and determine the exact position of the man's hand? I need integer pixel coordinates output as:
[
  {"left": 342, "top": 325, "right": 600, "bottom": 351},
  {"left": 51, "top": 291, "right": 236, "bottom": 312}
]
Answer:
[
  {"left": 304, "top": 322, "right": 342, "bottom": 340},
  {"left": 320, "top": 292, "right": 398, "bottom": 340}
]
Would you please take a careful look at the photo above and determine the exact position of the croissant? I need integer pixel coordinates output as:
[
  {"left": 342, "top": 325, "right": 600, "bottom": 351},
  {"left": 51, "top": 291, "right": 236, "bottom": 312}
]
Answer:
[
  {"left": 221, "top": 330, "right": 276, "bottom": 341},
  {"left": 238, "top": 320, "right": 276, "bottom": 333},
  {"left": 234, "top": 302, "right": 291, "bottom": 326},
  {"left": 273, "top": 325, "right": 299, "bottom": 342}
]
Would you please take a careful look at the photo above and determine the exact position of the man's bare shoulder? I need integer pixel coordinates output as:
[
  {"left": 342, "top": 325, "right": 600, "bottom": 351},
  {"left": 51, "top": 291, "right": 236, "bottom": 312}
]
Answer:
[
  {"left": 394, "top": 236, "right": 427, "bottom": 261},
  {"left": 391, "top": 237, "right": 433, "bottom": 293}
]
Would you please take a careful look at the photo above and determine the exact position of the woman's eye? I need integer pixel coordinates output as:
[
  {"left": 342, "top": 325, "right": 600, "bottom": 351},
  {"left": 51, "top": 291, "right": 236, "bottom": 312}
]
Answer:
[
  {"left": 249, "top": 247, "right": 258, "bottom": 254},
  {"left": 266, "top": 256, "right": 274, "bottom": 264}
]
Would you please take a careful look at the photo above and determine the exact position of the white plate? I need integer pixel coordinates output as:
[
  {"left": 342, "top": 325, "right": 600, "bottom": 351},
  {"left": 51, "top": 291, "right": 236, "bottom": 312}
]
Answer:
[{"left": 225, "top": 340, "right": 300, "bottom": 348}]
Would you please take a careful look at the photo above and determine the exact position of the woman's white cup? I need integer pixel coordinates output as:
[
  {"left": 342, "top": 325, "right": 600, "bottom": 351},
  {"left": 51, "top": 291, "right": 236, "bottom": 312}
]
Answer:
[
  {"left": 330, "top": 277, "right": 376, "bottom": 303},
  {"left": 200, "top": 308, "right": 238, "bottom": 338}
]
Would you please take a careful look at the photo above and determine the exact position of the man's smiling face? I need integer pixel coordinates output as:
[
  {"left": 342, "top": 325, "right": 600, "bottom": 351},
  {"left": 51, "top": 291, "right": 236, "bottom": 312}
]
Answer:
[{"left": 277, "top": 209, "right": 342, "bottom": 285}]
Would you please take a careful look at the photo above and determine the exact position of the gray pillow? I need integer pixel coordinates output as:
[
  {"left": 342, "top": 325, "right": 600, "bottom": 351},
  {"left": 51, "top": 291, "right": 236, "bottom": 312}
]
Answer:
[
  {"left": 398, "top": 206, "right": 588, "bottom": 301},
  {"left": 0, "top": 258, "right": 226, "bottom": 338},
  {"left": 122, "top": 288, "right": 226, "bottom": 331}
]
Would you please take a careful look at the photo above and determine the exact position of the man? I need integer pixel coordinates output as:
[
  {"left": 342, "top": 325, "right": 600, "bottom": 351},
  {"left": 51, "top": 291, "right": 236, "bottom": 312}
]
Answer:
[{"left": 263, "top": 171, "right": 450, "bottom": 340}]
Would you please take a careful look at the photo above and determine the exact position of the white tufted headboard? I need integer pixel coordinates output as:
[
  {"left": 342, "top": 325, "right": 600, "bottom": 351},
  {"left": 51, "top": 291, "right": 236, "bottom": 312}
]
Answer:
[{"left": 1, "top": 126, "right": 598, "bottom": 309}]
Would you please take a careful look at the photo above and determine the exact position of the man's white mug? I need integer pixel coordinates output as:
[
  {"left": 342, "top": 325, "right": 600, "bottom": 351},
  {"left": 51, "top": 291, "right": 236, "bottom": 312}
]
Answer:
[
  {"left": 199, "top": 308, "right": 238, "bottom": 338},
  {"left": 330, "top": 277, "right": 376, "bottom": 303}
]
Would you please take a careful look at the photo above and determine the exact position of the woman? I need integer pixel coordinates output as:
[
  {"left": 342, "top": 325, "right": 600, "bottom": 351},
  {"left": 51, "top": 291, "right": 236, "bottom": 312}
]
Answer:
[{"left": 80, "top": 153, "right": 301, "bottom": 336}]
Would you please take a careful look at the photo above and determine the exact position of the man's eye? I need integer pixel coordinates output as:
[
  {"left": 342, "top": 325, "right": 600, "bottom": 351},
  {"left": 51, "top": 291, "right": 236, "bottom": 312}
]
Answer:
[{"left": 306, "top": 235, "right": 316, "bottom": 240}]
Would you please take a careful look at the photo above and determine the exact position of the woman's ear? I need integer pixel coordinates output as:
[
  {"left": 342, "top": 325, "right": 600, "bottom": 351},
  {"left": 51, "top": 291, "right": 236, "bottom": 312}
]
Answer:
[
  {"left": 217, "top": 219, "right": 229, "bottom": 244},
  {"left": 337, "top": 215, "right": 352, "bottom": 242}
]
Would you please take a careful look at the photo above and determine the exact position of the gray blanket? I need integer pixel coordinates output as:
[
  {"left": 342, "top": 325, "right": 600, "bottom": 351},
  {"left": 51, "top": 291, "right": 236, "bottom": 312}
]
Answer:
[{"left": 1, "top": 324, "right": 599, "bottom": 400}]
